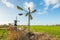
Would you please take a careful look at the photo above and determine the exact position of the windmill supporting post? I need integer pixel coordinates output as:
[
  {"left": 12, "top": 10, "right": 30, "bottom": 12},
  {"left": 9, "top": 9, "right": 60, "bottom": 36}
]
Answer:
[
  {"left": 28, "top": 7, "right": 30, "bottom": 32},
  {"left": 28, "top": 7, "right": 30, "bottom": 40},
  {"left": 14, "top": 16, "right": 17, "bottom": 27}
]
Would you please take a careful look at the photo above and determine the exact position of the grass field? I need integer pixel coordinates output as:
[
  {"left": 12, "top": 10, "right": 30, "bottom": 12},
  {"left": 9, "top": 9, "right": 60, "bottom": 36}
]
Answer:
[
  {"left": 30, "top": 25, "right": 60, "bottom": 40},
  {"left": 0, "top": 29, "right": 8, "bottom": 40},
  {"left": 0, "top": 25, "right": 60, "bottom": 40}
]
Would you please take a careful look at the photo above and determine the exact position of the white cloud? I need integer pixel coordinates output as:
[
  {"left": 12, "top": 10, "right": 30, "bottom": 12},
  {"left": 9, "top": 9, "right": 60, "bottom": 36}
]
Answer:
[
  {"left": 38, "top": 11, "right": 47, "bottom": 15},
  {"left": 24, "top": 2, "right": 34, "bottom": 10},
  {"left": 1, "top": 0, "right": 14, "bottom": 8},
  {"left": 43, "top": 0, "right": 60, "bottom": 10},
  {"left": 52, "top": 3, "right": 60, "bottom": 9},
  {"left": 38, "top": 0, "right": 60, "bottom": 15},
  {"left": 37, "top": 9, "right": 48, "bottom": 15}
]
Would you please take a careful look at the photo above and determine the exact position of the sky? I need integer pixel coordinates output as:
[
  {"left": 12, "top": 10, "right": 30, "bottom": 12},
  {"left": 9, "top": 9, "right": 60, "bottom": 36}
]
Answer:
[{"left": 0, "top": 0, "right": 60, "bottom": 25}]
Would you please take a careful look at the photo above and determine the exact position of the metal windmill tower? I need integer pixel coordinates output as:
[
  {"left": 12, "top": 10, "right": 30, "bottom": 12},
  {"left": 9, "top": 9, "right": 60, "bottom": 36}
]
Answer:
[
  {"left": 14, "top": 16, "right": 18, "bottom": 27},
  {"left": 14, "top": 14, "right": 23, "bottom": 27}
]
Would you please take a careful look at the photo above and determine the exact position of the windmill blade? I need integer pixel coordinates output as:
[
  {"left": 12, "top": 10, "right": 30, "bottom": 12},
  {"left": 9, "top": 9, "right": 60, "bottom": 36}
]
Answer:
[
  {"left": 19, "top": 14, "right": 23, "bottom": 16},
  {"left": 30, "top": 15, "right": 33, "bottom": 20},
  {"left": 31, "top": 10, "right": 36, "bottom": 13},
  {"left": 17, "top": 6, "right": 23, "bottom": 10},
  {"left": 25, "top": 12, "right": 29, "bottom": 16}
]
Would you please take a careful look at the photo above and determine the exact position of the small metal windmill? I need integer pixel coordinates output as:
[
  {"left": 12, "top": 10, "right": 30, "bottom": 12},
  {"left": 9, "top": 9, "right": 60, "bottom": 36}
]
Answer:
[
  {"left": 14, "top": 16, "right": 17, "bottom": 27},
  {"left": 14, "top": 14, "right": 23, "bottom": 27},
  {"left": 17, "top": 4, "right": 37, "bottom": 40},
  {"left": 17, "top": 6, "right": 36, "bottom": 32},
  {"left": 25, "top": 7, "right": 36, "bottom": 32}
]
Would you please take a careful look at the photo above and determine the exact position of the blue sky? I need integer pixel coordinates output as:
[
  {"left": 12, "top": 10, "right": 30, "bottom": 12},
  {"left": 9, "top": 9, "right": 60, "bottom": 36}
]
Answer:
[{"left": 0, "top": 0, "right": 60, "bottom": 25}]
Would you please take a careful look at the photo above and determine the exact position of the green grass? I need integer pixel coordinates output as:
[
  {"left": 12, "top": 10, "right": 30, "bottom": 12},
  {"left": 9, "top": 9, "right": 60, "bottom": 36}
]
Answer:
[
  {"left": 0, "top": 29, "right": 8, "bottom": 40},
  {"left": 30, "top": 25, "right": 60, "bottom": 40}
]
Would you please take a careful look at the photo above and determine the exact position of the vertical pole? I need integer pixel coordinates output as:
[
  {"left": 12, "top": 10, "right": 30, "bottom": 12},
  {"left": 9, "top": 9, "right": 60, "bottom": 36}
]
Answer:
[
  {"left": 14, "top": 16, "right": 19, "bottom": 40},
  {"left": 28, "top": 7, "right": 30, "bottom": 32},
  {"left": 28, "top": 7, "right": 30, "bottom": 40},
  {"left": 16, "top": 16, "right": 17, "bottom": 28},
  {"left": 14, "top": 16, "right": 17, "bottom": 28}
]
